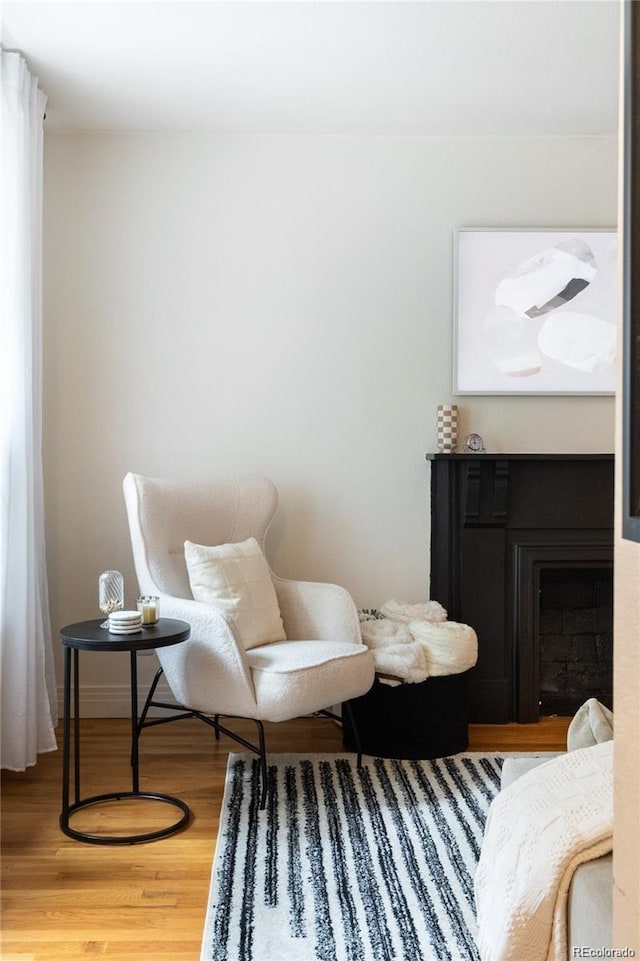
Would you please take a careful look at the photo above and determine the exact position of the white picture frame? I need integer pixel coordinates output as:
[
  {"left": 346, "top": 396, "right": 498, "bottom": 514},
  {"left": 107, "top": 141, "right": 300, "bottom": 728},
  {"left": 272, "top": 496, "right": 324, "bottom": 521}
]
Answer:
[{"left": 453, "top": 228, "right": 618, "bottom": 395}]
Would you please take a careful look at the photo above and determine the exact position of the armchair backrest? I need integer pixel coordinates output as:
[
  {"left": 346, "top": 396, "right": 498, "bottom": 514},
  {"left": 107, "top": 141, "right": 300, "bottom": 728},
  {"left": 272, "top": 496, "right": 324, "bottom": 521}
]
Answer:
[{"left": 122, "top": 472, "right": 278, "bottom": 598}]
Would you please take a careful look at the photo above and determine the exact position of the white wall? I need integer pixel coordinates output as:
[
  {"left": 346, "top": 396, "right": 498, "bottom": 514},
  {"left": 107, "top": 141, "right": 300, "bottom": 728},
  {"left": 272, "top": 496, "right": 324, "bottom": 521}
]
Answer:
[{"left": 43, "top": 132, "right": 617, "bottom": 714}]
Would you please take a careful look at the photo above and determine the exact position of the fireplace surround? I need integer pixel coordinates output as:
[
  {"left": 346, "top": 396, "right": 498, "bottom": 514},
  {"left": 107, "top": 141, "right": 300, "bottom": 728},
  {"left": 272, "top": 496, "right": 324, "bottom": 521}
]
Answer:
[{"left": 426, "top": 453, "right": 614, "bottom": 722}]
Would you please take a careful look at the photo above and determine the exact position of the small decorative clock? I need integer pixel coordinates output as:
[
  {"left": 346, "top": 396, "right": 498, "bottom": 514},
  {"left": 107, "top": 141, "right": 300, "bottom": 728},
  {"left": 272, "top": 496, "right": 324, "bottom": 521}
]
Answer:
[{"left": 462, "top": 432, "right": 486, "bottom": 453}]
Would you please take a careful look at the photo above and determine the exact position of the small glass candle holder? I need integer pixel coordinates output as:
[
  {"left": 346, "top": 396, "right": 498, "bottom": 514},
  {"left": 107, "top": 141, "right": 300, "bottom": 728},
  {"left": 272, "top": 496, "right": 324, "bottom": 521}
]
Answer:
[
  {"left": 137, "top": 595, "right": 160, "bottom": 626},
  {"left": 99, "top": 570, "right": 124, "bottom": 628}
]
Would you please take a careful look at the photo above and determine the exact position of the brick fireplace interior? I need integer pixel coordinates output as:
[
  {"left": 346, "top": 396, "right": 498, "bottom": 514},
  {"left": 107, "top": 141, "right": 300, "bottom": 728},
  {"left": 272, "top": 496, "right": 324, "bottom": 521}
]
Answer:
[{"left": 539, "top": 567, "right": 613, "bottom": 716}]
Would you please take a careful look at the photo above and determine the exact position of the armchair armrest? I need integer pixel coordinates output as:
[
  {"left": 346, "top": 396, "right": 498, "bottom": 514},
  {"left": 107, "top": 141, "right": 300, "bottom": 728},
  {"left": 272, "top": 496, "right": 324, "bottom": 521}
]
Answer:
[
  {"left": 152, "top": 595, "right": 258, "bottom": 718},
  {"left": 271, "top": 576, "right": 362, "bottom": 644}
]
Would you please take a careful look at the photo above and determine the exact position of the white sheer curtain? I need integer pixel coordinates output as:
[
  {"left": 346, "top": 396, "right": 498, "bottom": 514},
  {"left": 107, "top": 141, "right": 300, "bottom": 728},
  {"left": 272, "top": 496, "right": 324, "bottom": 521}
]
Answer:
[{"left": 1, "top": 51, "right": 57, "bottom": 770}]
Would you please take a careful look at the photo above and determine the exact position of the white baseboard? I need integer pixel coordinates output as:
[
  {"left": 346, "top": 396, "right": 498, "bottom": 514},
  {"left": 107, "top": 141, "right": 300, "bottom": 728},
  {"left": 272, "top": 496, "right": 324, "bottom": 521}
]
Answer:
[
  {"left": 55, "top": 678, "right": 178, "bottom": 718},
  {"left": 54, "top": 690, "right": 347, "bottom": 721}
]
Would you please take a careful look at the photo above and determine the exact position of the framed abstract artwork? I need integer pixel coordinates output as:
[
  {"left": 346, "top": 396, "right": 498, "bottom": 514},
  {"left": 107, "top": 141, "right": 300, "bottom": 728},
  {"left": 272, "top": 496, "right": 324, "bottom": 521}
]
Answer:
[{"left": 453, "top": 227, "right": 618, "bottom": 395}]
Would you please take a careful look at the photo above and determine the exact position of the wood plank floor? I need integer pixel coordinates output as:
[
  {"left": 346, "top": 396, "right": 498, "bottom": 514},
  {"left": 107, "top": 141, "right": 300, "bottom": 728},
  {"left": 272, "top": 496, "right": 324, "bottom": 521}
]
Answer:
[{"left": 1, "top": 715, "right": 570, "bottom": 961}]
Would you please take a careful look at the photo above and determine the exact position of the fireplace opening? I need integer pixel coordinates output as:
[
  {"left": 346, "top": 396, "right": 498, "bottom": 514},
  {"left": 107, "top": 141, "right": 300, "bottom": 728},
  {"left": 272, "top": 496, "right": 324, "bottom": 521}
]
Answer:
[{"left": 538, "top": 568, "right": 613, "bottom": 716}]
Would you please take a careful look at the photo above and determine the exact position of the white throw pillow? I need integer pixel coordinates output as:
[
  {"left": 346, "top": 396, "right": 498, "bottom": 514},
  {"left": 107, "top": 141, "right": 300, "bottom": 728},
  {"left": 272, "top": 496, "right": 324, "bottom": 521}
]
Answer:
[
  {"left": 567, "top": 697, "right": 614, "bottom": 752},
  {"left": 184, "top": 537, "right": 286, "bottom": 650}
]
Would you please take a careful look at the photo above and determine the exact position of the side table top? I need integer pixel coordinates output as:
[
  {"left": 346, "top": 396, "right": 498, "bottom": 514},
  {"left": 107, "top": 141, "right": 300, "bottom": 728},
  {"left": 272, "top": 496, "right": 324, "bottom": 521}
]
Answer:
[{"left": 59, "top": 618, "right": 190, "bottom": 652}]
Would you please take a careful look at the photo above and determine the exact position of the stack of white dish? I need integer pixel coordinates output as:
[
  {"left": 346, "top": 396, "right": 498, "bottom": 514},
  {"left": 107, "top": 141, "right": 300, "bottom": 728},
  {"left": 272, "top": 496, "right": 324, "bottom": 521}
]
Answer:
[{"left": 108, "top": 610, "right": 143, "bottom": 634}]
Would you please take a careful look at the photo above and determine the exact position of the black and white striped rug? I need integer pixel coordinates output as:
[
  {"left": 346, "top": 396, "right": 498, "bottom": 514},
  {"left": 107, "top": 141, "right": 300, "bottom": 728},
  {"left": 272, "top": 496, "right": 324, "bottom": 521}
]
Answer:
[{"left": 201, "top": 752, "right": 505, "bottom": 961}]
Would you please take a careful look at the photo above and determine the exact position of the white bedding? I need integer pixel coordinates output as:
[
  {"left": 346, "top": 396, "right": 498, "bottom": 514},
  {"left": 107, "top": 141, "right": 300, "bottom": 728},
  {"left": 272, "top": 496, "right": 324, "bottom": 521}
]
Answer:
[{"left": 474, "top": 740, "right": 613, "bottom": 961}]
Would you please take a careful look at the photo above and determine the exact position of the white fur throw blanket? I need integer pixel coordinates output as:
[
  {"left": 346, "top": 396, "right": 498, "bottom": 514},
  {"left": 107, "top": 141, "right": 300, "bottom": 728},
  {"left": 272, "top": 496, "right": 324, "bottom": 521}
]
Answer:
[
  {"left": 359, "top": 600, "right": 477, "bottom": 684},
  {"left": 408, "top": 620, "right": 478, "bottom": 677},
  {"left": 380, "top": 598, "right": 447, "bottom": 623},
  {"left": 359, "top": 620, "right": 427, "bottom": 686},
  {"left": 474, "top": 740, "right": 613, "bottom": 961}
]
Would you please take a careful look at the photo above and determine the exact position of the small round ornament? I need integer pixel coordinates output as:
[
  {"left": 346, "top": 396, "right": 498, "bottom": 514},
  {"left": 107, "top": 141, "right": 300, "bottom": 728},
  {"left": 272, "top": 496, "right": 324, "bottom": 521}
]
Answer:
[{"left": 463, "top": 433, "right": 486, "bottom": 453}]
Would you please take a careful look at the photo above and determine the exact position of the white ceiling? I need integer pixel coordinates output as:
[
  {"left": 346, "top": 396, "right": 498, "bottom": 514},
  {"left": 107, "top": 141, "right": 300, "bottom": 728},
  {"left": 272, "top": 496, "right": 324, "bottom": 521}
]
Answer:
[{"left": 1, "top": 0, "right": 621, "bottom": 135}]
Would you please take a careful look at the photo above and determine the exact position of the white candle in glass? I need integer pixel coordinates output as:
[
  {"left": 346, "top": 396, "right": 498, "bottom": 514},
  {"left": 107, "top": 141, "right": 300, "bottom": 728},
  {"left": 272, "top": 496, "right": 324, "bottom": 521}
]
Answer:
[{"left": 137, "top": 596, "right": 159, "bottom": 625}]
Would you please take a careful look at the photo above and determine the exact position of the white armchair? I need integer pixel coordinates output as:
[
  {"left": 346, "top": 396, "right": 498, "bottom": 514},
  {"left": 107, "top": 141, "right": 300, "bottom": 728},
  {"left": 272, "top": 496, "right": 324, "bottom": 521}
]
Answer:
[{"left": 122, "top": 472, "right": 375, "bottom": 807}]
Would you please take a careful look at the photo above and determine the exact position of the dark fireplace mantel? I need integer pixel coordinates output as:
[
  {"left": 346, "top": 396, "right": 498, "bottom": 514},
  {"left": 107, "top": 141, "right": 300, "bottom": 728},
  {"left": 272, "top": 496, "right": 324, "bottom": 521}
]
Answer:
[{"left": 426, "top": 453, "right": 614, "bottom": 723}]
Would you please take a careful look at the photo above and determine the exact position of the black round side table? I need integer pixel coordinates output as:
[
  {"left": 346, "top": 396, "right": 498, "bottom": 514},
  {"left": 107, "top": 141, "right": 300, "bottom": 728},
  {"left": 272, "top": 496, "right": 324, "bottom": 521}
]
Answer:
[{"left": 59, "top": 618, "right": 190, "bottom": 845}]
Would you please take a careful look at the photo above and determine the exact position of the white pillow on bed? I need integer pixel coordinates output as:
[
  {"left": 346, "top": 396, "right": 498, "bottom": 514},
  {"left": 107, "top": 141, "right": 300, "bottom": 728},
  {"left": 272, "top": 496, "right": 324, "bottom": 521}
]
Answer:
[
  {"left": 567, "top": 697, "right": 613, "bottom": 752},
  {"left": 184, "top": 536, "right": 286, "bottom": 650}
]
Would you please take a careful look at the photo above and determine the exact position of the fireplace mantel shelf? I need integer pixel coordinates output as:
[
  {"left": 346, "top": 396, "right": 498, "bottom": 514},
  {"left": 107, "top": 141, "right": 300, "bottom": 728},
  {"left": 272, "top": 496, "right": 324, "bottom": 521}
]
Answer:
[{"left": 425, "top": 452, "right": 614, "bottom": 461}]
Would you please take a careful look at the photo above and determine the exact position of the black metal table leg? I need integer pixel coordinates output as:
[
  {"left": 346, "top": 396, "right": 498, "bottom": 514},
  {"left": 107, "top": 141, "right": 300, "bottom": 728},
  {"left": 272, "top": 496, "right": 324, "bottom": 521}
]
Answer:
[
  {"left": 73, "top": 648, "right": 80, "bottom": 802},
  {"left": 130, "top": 650, "right": 140, "bottom": 793},
  {"left": 60, "top": 647, "right": 72, "bottom": 831}
]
